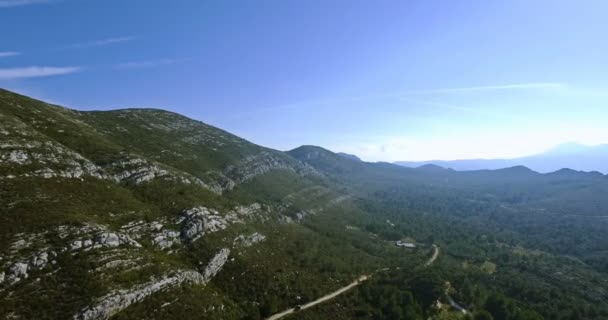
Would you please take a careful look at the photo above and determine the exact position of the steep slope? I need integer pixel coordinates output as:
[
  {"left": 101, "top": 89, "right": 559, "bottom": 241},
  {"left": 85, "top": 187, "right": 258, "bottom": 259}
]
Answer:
[
  {"left": 3, "top": 89, "right": 608, "bottom": 320},
  {"left": 0, "top": 89, "right": 397, "bottom": 320},
  {"left": 0, "top": 89, "right": 320, "bottom": 194}
]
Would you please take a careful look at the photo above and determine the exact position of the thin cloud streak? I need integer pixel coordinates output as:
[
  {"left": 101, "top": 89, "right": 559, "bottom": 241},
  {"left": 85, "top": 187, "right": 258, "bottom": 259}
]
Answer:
[
  {"left": 400, "top": 82, "right": 566, "bottom": 95},
  {"left": 116, "top": 58, "right": 186, "bottom": 69},
  {"left": 214, "top": 81, "right": 571, "bottom": 123},
  {"left": 0, "top": 0, "right": 51, "bottom": 7},
  {"left": 0, "top": 51, "right": 20, "bottom": 57},
  {"left": 59, "top": 36, "right": 135, "bottom": 50},
  {"left": 0, "top": 66, "right": 82, "bottom": 80}
]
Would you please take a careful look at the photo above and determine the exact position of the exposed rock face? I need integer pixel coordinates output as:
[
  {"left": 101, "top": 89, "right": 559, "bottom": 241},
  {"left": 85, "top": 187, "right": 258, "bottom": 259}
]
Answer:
[
  {"left": 180, "top": 204, "right": 265, "bottom": 242},
  {"left": 233, "top": 233, "right": 266, "bottom": 248},
  {"left": 181, "top": 207, "right": 230, "bottom": 242},
  {"left": 73, "top": 248, "right": 230, "bottom": 320},
  {"left": 221, "top": 151, "right": 320, "bottom": 188},
  {"left": 152, "top": 230, "right": 181, "bottom": 250},
  {"left": 95, "top": 233, "right": 120, "bottom": 248},
  {"left": 234, "top": 203, "right": 263, "bottom": 218},
  {"left": 203, "top": 248, "right": 230, "bottom": 279},
  {"left": 0, "top": 133, "right": 107, "bottom": 180},
  {"left": 0, "top": 140, "right": 218, "bottom": 192},
  {"left": 2, "top": 250, "right": 57, "bottom": 285},
  {"left": 105, "top": 158, "right": 214, "bottom": 191},
  {"left": 71, "top": 232, "right": 142, "bottom": 252}
]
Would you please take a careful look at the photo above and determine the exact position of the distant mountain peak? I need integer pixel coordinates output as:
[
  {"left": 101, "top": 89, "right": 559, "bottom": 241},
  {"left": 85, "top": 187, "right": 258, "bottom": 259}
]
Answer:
[
  {"left": 495, "top": 165, "right": 538, "bottom": 174},
  {"left": 416, "top": 163, "right": 447, "bottom": 171},
  {"left": 395, "top": 142, "right": 608, "bottom": 174}
]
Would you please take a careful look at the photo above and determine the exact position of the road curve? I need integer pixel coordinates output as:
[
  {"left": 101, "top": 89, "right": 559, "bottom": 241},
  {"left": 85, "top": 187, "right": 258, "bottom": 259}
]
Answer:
[
  {"left": 266, "top": 275, "right": 369, "bottom": 320},
  {"left": 266, "top": 244, "right": 440, "bottom": 320},
  {"left": 424, "top": 245, "right": 440, "bottom": 267}
]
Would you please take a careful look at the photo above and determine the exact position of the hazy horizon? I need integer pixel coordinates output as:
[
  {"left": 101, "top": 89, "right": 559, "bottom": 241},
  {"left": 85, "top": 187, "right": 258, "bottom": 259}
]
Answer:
[{"left": 2, "top": 0, "right": 608, "bottom": 162}]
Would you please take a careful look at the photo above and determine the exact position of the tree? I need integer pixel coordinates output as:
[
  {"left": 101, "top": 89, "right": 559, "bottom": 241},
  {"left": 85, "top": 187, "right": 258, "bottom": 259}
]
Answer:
[
  {"left": 473, "top": 310, "right": 494, "bottom": 320},
  {"left": 484, "top": 293, "right": 511, "bottom": 320}
]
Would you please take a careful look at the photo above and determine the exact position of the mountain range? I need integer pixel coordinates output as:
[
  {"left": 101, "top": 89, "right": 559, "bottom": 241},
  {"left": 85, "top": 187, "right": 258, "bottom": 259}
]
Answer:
[
  {"left": 1, "top": 88, "right": 608, "bottom": 320},
  {"left": 395, "top": 142, "right": 608, "bottom": 173}
]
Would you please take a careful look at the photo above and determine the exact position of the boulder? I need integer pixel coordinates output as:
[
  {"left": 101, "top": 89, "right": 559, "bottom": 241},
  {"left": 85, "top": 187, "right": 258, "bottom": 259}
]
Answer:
[
  {"left": 96, "top": 232, "right": 120, "bottom": 247},
  {"left": 70, "top": 240, "right": 83, "bottom": 250},
  {"left": 29, "top": 251, "right": 49, "bottom": 269},
  {"left": 7, "top": 262, "right": 29, "bottom": 283}
]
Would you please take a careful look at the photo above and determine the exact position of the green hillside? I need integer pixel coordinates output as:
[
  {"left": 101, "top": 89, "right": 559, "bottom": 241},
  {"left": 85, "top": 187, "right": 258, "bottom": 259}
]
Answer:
[{"left": 1, "top": 89, "right": 608, "bottom": 320}]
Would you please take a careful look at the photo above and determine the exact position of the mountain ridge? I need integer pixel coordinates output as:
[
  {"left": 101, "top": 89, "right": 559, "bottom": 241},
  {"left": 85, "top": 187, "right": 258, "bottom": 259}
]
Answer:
[
  {"left": 3, "top": 88, "right": 608, "bottom": 320},
  {"left": 395, "top": 142, "right": 608, "bottom": 173}
]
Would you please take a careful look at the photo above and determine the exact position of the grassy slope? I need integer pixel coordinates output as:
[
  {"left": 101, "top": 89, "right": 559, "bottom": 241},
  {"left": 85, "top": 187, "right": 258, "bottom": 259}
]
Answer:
[{"left": 2, "top": 89, "right": 608, "bottom": 319}]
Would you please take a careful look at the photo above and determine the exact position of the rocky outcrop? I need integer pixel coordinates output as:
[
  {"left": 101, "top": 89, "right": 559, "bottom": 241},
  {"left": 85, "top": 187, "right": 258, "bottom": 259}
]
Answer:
[
  {"left": 234, "top": 203, "right": 263, "bottom": 218},
  {"left": 5, "top": 262, "right": 28, "bottom": 284},
  {"left": 30, "top": 251, "right": 52, "bottom": 269},
  {"left": 105, "top": 158, "right": 214, "bottom": 190},
  {"left": 2, "top": 250, "right": 58, "bottom": 285},
  {"left": 233, "top": 232, "right": 266, "bottom": 248},
  {"left": 151, "top": 230, "right": 181, "bottom": 250},
  {"left": 221, "top": 151, "right": 320, "bottom": 188},
  {"left": 0, "top": 139, "right": 220, "bottom": 192},
  {"left": 181, "top": 207, "right": 231, "bottom": 242},
  {"left": 202, "top": 248, "right": 230, "bottom": 279},
  {"left": 70, "top": 232, "right": 141, "bottom": 251},
  {"left": 180, "top": 204, "right": 265, "bottom": 242},
  {"left": 73, "top": 248, "right": 230, "bottom": 320}
]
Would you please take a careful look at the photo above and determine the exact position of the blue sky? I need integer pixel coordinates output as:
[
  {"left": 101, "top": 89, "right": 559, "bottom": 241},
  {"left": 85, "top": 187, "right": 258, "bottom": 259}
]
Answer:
[{"left": 1, "top": 0, "right": 608, "bottom": 161}]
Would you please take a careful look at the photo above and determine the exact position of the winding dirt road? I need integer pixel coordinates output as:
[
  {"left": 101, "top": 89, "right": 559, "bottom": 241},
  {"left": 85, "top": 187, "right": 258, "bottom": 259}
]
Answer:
[
  {"left": 266, "top": 275, "right": 369, "bottom": 320},
  {"left": 424, "top": 244, "right": 440, "bottom": 267},
  {"left": 265, "top": 244, "right": 441, "bottom": 320}
]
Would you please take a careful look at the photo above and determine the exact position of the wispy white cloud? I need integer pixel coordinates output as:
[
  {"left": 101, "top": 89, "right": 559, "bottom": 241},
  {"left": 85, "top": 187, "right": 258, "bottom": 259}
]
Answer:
[
  {"left": 0, "top": 0, "right": 51, "bottom": 7},
  {"left": 59, "top": 36, "right": 135, "bottom": 50},
  {"left": 116, "top": 58, "right": 186, "bottom": 69},
  {"left": 222, "top": 82, "right": 568, "bottom": 120},
  {"left": 0, "top": 66, "right": 82, "bottom": 80},
  {"left": 396, "top": 97, "right": 519, "bottom": 120},
  {"left": 400, "top": 82, "right": 566, "bottom": 95},
  {"left": 0, "top": 51, "right": 20, "bottom": 58}
]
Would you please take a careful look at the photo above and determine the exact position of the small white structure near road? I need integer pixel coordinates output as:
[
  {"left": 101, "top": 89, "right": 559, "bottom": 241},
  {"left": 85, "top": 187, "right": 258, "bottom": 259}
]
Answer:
[{"left": 396, "top": 240, "right": 416, "bottom": 248}]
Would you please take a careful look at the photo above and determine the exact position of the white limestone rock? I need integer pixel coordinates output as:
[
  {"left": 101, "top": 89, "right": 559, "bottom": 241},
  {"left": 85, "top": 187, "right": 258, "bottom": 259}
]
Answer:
[
  {"left": 95, "top": 233, "right": 120, "bottom": 248},
  {"left": 152, "top": 230, "right": 181, "bottom": 250},
  {"left": 181, "top": 207, "right": 230, "bottom": 242},
  {"left": 29, "top": 251, "right": 50, "bottom": 269},
  {"left": 7, "top": 150, "right": 30, "bottom": 165},
  {"left": 233, "top": 232, "right": 266, "bottom": 248},
  {"left": 73, "top": 248, "right": 230, "bottom": 320},
  {"left": 203, "top": 248, "right": 230, "bottom": 280},
  {"left": 94, "top": 232, "right": 142, "bottom": 249},
  {"left": 71, "top": 240, "right": 83, "bottom": 250},
  {"left": 7, "top": 262, "right": 29, "bottom": 284}
]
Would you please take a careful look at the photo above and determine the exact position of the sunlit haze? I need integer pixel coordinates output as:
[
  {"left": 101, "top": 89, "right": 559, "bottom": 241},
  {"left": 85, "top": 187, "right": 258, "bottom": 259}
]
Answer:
[{"left": 2, "top": 1, "right": 607, "bottom": 162}]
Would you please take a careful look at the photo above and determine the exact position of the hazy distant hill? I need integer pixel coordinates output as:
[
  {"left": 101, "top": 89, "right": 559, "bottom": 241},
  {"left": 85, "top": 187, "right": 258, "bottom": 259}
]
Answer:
[{"left": 395, "top": 142, "right": 608, "bottom": 173}]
